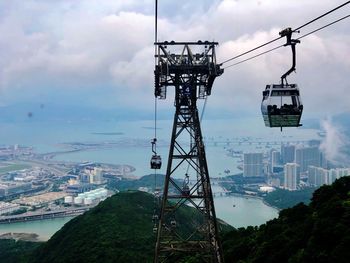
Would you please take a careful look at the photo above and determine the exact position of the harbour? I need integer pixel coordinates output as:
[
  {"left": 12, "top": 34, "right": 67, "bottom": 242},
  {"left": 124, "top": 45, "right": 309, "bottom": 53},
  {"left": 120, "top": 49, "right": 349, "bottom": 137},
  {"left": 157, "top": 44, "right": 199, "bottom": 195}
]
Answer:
[{"left": 0, "top": 118, "right": 320, "bottom": 241}]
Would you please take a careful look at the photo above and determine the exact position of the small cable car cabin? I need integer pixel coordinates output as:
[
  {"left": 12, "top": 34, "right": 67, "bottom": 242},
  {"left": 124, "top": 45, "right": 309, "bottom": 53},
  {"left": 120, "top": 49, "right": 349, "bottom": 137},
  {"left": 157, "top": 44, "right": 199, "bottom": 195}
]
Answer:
[
  {"left": 150, "top": 154, "right": 162, "bottom": 169},
  {"left": 261, "top": 84, "right": 303, "bottom": 128}
]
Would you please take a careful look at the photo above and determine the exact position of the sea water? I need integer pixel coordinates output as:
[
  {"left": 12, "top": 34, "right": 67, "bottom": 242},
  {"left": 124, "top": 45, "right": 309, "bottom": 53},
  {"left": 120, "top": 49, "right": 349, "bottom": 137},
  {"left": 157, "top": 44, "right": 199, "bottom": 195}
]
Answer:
[{"left": 0, "top": 117, "right": 320, "bottom": 240}]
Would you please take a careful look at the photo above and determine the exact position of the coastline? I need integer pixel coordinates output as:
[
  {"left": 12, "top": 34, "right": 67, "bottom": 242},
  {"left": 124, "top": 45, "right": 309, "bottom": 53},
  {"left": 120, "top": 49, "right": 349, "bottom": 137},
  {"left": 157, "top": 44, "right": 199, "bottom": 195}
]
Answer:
[
  {"left": 225, "top": 192, "right": 281, "bottom": 212},
  {"left": 0, "top": 232, "right": 42, "bottom": 242},
  {"left": 0, "top": 216, "right": 74, "bottom": 242}
]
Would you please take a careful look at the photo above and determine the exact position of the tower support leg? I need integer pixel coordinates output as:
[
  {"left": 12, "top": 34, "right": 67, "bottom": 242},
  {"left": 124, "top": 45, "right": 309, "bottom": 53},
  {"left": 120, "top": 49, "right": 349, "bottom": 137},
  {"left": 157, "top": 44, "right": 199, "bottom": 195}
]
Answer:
[{"left": 154, "top": 104, "right": 223, "bottom": 263}]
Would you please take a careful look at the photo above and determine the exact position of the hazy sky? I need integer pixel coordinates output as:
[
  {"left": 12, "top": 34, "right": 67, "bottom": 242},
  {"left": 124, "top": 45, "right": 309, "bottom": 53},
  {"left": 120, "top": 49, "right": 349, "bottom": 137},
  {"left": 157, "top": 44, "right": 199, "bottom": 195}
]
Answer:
[{"left": 0, "top": 0, "right": 349, "bottom": 120}]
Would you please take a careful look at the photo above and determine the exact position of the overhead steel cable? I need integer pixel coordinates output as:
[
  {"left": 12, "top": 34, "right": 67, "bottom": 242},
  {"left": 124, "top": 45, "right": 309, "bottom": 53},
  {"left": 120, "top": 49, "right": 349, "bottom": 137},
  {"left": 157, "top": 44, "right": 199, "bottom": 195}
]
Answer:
[
  {"left": 223, "top": 45, "right": 284, "bottom": 69},
  {"left": 297, "top": 13, "right": 350, "bottom": 40},
  {"left": 220, "top": 36, "right": 283, "bottom": 65},
  {"left": 224, "top": 13, "right": 350, "bottom": 70},
  {"left": 294, "top": 0, "right": 350, "bottom": 31},
  {"left": 220, "top": 1, "right": 350, "bottom": 66},
  {"left": 155, "top": 0, "right": 158, "bottom": 43},
  {"left": 154, "top": 0, "right": 158, "bottom": 152},
  {"left": 153, "top": 0, "right": 159, "bottom": 197}
]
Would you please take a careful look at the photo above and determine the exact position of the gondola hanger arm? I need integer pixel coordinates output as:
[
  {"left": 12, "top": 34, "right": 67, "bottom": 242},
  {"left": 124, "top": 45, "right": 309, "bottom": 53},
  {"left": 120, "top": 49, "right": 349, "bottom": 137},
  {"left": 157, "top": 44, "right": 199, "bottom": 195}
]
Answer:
[{"left": 280, "top": 28, "right": 300, "bottom": 85}]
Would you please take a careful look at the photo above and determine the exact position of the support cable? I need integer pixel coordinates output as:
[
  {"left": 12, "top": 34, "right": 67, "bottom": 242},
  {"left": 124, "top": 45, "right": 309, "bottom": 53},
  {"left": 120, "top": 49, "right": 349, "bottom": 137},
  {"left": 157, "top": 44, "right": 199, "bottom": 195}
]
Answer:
[
  {"left": 220, "top": 36, "right": 283, "bottom": 65},
  {"left": 294, "top": 0, "right": 350, "bottom": 31},
  {"left": 153, "top": 0, "right": 159, "bottom": 223},
  {"left": 154, "top": 0, "right": 159, "bottom": 143},
  {"left": 297, "top": 14, "right": 350, "bottom": 40},
  {"left": 223, "top": 14, "right": 350, "bottom": 70},
  {"left": 155, "top": 0, "right": 158, "bottom": 44},
  {"left": 220, "top": 1, "right": 350, "bottom": 65}
]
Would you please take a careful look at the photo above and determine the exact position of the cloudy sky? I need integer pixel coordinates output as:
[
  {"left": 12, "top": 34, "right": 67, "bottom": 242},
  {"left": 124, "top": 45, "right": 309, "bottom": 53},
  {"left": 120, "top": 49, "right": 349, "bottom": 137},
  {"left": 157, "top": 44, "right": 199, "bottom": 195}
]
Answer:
[{"left": 0, "top": 0, "right": 349, "bottom": 120}]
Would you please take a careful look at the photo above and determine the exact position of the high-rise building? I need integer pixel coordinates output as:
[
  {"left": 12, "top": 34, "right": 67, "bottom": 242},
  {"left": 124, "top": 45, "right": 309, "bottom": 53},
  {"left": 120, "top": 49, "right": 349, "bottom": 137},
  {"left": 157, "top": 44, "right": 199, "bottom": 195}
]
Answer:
[
  {"left": 328, "top": 168, "right": 350, "bottom": 184},
  {"left": 281, "top": 144, "right": 295, "bottom": 164},
  {"left": 308, "top": 140, "right": 322, "bottom": 147},
  {"left": 308, "top": 166, "right": 317, "bottom": 186},
  {"left": 308, "top": 165, "right": 329, "bottom": 186},
  {"left": 295, "top": 146, "right": 321, "bottom": 173},
  {"left": 269, "top": 150, "right": 281, "bottom": 174},
  {"left": 284, "top": 163, "right": 298, "bottom": 190},
  {"left": 319, "top": 151, "right": 328, "bottom": 169},
  {"left": 93, "top": 167, "right": 103, "bottom": 184},
  {"left": 243, "top": 153, "right": 263, "bottom": 177}
]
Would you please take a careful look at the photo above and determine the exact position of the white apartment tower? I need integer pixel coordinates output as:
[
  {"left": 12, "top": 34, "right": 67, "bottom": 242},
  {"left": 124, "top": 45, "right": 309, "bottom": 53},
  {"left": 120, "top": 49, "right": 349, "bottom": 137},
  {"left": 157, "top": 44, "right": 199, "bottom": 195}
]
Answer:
[
  {"left": 284, "top": 163, "right": 298, "bottom": 190},
  {"left": 243, "top": 153, "right": 263, "bottom": 177}
]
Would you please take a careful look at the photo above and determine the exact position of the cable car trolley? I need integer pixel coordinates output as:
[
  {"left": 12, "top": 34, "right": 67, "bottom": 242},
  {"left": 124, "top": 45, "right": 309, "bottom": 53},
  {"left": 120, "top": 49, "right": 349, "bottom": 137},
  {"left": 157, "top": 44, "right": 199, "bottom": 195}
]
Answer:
[{"left": 261, "top": 28, "right": 303, "bottom": 130}]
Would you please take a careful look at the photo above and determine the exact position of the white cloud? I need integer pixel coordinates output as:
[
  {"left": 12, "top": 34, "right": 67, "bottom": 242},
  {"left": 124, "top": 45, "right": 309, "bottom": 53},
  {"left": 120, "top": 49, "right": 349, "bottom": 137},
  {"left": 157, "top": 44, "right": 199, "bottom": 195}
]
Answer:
[
  {"left": 0, "top": 0, "right": 349, "bottom": 115},
  {"left": 319, "top": 118, "right": 350, "bottom": 165}
]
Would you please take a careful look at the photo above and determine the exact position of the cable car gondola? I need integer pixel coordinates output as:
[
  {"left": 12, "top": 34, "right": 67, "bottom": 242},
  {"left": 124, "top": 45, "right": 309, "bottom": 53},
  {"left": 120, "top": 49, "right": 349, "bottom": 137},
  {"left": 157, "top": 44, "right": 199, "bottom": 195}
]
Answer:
[
  {"left": 150, "top": 138, "right": 162, "bottom": 169},
  {"left": 153, "top": 224, "right": 158, "bottom": 233},
  {"left": 150, "top": 154, "right": 162, "bottom": 169},
  {"left": 181, "top": 173, "right": 190, "bottom": 196},
  {"left": 261, "top": 84, "right": 303, "bottom": 127},
  {"left": 261, "top": 28, "right": 303, "bottom": 129}
]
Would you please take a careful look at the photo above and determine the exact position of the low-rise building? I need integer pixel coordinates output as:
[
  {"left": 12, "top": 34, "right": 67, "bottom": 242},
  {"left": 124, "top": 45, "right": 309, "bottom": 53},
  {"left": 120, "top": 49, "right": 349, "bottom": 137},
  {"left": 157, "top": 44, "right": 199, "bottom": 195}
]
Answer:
[{"left": 0, "top": 202, "right": 20, "bottom": 215}]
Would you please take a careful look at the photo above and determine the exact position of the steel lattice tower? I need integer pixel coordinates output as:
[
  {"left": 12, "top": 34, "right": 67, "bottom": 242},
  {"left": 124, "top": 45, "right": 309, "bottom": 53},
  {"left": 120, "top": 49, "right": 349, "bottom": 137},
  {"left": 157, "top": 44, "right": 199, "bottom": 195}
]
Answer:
[{"left": 154, "top": 41, "right": 224, "bottom": 263}]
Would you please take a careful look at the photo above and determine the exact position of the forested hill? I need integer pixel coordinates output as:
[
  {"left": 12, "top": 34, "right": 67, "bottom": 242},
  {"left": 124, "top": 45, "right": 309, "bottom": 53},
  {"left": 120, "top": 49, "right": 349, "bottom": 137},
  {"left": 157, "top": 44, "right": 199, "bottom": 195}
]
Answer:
[
  {"left": 222, "top": 176, "right": 350, "bottom": 263},
  {"left": 2, "top": 177, "right": 350, "bottom": 262},
  {"left": 28, "top": 191, "right": 232, "bottom": 263}
]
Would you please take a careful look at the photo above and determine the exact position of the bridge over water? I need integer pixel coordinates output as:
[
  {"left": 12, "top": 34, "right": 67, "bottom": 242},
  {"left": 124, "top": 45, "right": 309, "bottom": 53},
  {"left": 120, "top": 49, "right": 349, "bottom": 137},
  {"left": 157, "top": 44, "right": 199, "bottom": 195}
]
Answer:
[{"left": 0, "top": 206, "right": 92, "bottom": 224}]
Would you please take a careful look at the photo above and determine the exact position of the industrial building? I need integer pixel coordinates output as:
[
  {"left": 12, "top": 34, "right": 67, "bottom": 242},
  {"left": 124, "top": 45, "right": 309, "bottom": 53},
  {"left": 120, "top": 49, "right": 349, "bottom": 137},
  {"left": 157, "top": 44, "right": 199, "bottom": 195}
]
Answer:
[
  {"left": 65, "top": 188, "right": 108, "bottom": 206},
  {"left": 0, "top": 183, "right": 32, "bottom": 197},
  {"left": 0, "top": 202, "right": 20, "bottom": 215}
]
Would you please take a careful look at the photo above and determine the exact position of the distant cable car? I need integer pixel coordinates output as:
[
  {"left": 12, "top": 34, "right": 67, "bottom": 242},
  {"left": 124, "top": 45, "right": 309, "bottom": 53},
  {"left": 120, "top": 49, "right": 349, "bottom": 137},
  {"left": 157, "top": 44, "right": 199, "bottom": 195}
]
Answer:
[
  {"left": 150, "top": 138, "right": 162, "bottom": 169},
  {"left": 261, "top": 28, "right": 303, "bottom": 130},
  {"left": 150, "top": 154, "right": 162, "bottom": 169},
  {"left": 182, "top": 173, "right": 190, "bottom": 196},
  {"left": 153, "top": 224, "right": 158, "bottom": 233},
  {"left": 152, "top": 214, "right": 159, "bottom": 222}
]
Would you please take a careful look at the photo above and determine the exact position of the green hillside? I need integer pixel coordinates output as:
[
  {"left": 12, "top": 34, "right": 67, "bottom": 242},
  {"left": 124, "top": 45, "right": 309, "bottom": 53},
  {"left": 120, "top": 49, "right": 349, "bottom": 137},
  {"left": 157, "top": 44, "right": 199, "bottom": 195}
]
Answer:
[
  {"left": 263, "top": 187, "right": 317, "bottom": 209},
  {"left": 28, "top": 191, "right": 232, "bottom": 263},
  {"left": 222, "top": 176, "right": 350, "bottom": 263},
  {"left": 30, "top": 191, "right": 157, "bottom": 263},
  {"left": 0, "top": 239, "right": 40, "bottom": 263},
  {"left": 2, "top": 177, "right": 350, "bottom": 262}
]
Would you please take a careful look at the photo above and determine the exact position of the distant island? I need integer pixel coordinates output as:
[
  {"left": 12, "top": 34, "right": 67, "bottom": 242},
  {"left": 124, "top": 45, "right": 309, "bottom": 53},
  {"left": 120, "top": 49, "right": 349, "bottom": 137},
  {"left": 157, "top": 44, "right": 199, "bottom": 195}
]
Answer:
[
  {"left": 141, "top": 126, "right": 162, "bottom": 130},
  {"left": 91, "top": 132, "right": 124, "bottom": 135}
]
